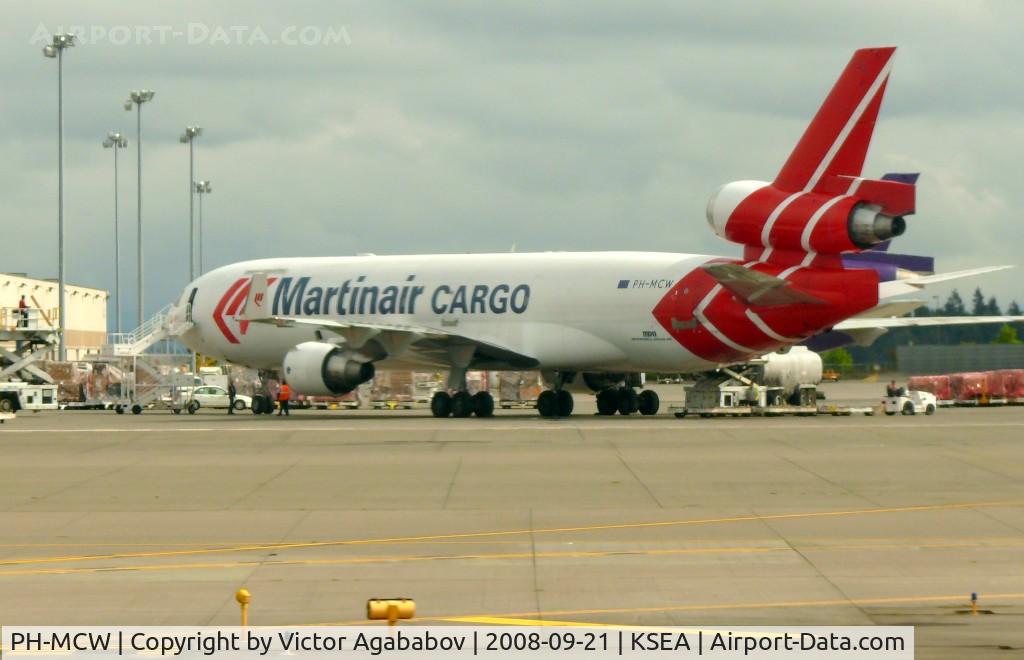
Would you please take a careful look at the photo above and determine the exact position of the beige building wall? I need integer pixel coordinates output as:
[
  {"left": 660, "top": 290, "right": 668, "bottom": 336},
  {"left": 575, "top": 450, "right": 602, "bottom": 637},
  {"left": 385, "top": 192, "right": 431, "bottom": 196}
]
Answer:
[{"left": 1, "top": 273, "right": 109, "bottom": 360}]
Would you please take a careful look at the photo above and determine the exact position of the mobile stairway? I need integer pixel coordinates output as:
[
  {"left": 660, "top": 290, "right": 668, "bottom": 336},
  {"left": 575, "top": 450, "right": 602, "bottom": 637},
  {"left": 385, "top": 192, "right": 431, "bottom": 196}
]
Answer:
[{"left": 84, "top": 304, "right": 196, "bottom": 414}]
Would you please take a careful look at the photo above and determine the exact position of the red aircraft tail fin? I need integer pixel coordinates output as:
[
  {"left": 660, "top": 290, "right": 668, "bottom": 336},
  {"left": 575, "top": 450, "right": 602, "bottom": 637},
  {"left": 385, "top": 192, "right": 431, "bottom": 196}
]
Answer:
[{"left": 773, "top": 47, "right": 895, "bottom": 193}]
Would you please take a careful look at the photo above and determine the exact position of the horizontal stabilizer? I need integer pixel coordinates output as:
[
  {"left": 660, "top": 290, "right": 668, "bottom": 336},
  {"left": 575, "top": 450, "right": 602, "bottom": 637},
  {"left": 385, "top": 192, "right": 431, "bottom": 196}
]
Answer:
[
  {"left": 878, "top": 265, "right": 1014, "bottom": 298},
  {"left": 843, "top": 250, "right": 934, "bottom": 275},
  {"left": 881, "top": 172, "right": 920, "bottom": 185},
  {"left": 701, "top": 263, "right": 826, "bottom": 306}
]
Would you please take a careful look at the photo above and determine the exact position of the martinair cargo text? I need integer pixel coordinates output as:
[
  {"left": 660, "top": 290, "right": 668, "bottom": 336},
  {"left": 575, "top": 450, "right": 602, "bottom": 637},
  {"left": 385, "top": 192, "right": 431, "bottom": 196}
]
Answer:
[{"left": 171, "top": 47, "right": 1020, "bottom": 418}]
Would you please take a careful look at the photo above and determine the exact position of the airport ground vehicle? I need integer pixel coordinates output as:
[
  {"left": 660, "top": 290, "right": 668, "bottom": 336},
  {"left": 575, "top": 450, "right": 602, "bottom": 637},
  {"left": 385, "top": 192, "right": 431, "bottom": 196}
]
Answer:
[
  {"left": 185, "top": 385, "right": 253, "bottom": 414},
  {"left": 676, "top": 348, "right": 822, "bottom": 417},
  {"left": 883, "top": 390, "right": 937, "bottom": 416},
  {"left": 0, "top": 381, "right": 59, "bottom": 415}
]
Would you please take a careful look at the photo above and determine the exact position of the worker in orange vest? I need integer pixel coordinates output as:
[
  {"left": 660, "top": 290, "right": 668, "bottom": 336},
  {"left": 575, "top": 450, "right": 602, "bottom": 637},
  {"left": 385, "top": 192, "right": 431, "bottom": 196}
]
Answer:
[{"left": 277, "top": 382, "right": 291, "bottom": 416}]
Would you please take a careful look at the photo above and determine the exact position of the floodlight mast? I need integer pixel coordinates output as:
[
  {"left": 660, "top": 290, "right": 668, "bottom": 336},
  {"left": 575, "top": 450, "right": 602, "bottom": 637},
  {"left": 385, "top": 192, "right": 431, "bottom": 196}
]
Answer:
[
  {"left": 125, "top": 89, "right": 155, "bottom": 326},
  {"left": 179, "top": 126, "right": 203, "bottom": 282},
  {"left": 42, "top": 32, "right": 76, "bottom": 360},
  {"left": 194, "top": 181, "right": 213, "bottom": 273},
  {"left": 102, "top": 132, "right": 128, "bottom": 334}
]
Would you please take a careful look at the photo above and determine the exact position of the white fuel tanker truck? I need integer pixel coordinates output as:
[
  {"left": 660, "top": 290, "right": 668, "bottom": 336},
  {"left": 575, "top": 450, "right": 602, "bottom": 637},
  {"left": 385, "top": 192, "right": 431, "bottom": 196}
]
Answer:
[{"left": 678, "top": 347, "right": 855, "bottom": 417}]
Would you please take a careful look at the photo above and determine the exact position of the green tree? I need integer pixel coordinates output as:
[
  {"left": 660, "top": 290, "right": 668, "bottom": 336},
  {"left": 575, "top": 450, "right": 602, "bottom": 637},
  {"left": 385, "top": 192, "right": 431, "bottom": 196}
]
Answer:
[
  {"left": 1009, "top": 301, "right": 1022, "bottom": 316},
  {"left": 971, "top": 287, "right": 986, "bottom": 315},
  {"left": 986, "top": 296, "right": 1001, "bottom": 315},
  {"left": 992, "top": 324, "right": 1022, "bottom": 344},
  {"left": 821, "top": 347, "right": 854, "bottom": 372},
  {"left": 943, "top": 289, "right": 966, "bottom": 315}
]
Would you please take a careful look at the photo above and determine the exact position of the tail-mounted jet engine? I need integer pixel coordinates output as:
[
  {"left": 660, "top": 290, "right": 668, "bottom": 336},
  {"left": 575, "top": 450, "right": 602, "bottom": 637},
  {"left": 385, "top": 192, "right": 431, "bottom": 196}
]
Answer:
[
  {"left": 282, "top": 341, "right": 375, "bottom": 395},
  {"left": 705, "top": 178, "right": 911, "bottom": 255},
  {"left": 701, "top": 48, "right": 916, "bottom": 261}
]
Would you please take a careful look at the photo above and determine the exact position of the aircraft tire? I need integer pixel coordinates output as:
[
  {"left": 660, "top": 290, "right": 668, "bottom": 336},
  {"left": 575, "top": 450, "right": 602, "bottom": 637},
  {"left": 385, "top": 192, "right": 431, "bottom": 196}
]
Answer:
[
  {"left": 473, "top": 391, "right": 495, "bottom": 417},
  {"left": 537, "top": 390, "right": 558, "bottom": 417},
  {"left": 596, "top": 389, "right": 618, "bottom": 415},
  {"left": 638, "top": 389, "right": 660, "bottom": 415},
  {"left": 431, "top": 391, "right": 453, "bottom": 418},
  {"left": 556, "top": 390, "right": 574, "bottom": 416},
  {"left": 451, "top": 391, "right": 474, "bottom": 418},
  {"left": 617, "top": 387, "right": 639, "bottom": 415}
]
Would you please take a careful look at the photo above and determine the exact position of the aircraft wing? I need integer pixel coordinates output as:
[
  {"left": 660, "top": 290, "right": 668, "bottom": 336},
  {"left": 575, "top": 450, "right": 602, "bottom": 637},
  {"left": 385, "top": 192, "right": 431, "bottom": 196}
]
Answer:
[
  {"left": 806, "top": 312, "right": 1024, "bottom": 348},
  {"left": 254, "top": 315, "right": 446, "bottom": 336},
  {"left": 834, "top": 315, "right": 1024, "bottom": 331},
  {"left": 252, "top": 315, "right": 540, "bottom": 369},
  {"left": 853, "top": 299, "right": 928, "bottom": 318}
]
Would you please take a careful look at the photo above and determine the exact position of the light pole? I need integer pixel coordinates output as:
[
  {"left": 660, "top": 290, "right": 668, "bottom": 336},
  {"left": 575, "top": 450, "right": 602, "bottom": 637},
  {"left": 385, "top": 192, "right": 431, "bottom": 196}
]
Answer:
[
  {"left": 179, "top": 127, "right": 203, "bottom": 282},
  {"left": 102, "top": 132, "right": 128, "bottom": 334},
  {"left": 124, "top": 89, "right": 154, "bottom": 328},
  {"left": 42, "top": 32, "right": 76, "bottom": 361},
  {"left": 194, "top": 181, "right": 213, "bottom": 274}
]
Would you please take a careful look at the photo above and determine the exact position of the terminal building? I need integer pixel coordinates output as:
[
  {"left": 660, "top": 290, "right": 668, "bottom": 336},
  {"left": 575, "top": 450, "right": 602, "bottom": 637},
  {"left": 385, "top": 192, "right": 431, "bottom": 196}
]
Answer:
[{"left": 0, "top": 273, "right": 109, "bottom": 360}]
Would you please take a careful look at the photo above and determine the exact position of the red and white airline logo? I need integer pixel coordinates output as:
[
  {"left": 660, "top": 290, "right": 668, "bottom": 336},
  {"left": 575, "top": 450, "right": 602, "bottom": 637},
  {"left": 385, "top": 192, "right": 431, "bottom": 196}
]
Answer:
[{"left": 212, "top": 276, "right": 277, "bottom": 344}]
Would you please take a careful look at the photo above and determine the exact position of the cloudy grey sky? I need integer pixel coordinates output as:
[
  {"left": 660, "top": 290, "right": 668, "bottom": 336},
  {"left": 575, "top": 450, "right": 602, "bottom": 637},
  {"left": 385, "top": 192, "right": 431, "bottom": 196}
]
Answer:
[{"left": 3, "top": 1, "right": 1022, "bottom": 328}]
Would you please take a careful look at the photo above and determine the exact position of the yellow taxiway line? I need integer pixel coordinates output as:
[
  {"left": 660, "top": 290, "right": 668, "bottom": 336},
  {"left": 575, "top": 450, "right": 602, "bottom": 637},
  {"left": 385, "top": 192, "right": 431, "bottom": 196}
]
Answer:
[
  {"left": 0, "top": 499, "right": 1017, "bottom": 568},
  {"left": 0, "top": 540, "right": 1018, "bottom": 578}
]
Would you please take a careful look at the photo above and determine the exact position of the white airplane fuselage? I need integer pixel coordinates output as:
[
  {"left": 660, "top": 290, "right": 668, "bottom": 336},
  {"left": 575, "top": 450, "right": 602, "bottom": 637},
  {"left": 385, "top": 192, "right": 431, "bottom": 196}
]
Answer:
[{"left": 175, "top": 251, "right": 724, "bottom": 374}]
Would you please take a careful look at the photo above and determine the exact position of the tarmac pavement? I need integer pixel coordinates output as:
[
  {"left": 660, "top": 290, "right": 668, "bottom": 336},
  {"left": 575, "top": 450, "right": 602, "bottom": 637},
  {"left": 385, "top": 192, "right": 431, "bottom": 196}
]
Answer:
[{"left": 0, "top": 383, "right": 1022, "bottom": 658}]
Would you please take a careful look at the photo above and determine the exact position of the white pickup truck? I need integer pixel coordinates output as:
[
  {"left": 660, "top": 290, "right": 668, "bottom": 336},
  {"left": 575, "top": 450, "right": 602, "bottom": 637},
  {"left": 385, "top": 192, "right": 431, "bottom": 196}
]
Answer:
[{"left": 883, "top": 390, "right": 938, "bottom": 416}]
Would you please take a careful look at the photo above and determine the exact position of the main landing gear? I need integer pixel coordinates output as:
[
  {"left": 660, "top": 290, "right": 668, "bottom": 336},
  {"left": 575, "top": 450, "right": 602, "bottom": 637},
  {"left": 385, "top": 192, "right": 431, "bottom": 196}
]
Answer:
[
  {"left": 537, "top": 389, "right": 574, "bottom": 418},
  {"left": 430, "top": 358, "right": 495, "bottom": 418},
  {"left": 431, "top": 390, "right": 495, "bottom": 418},
  {"left": 596, "top": 387, "right": 659, "bottom": 416},
  {"left": 535, "top": 371, "right": 575, "bottom": 418}
]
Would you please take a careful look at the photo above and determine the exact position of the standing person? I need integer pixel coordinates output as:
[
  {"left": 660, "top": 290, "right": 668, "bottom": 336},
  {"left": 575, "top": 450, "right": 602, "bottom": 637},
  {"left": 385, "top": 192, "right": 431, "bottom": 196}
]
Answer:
[
  {"left": 17, "top": 295, "right": 28, "bottom": 328},
  {"left": 227, "top": 380, "right": 237, "bottom": 415},
  {"left": 14, "top": 295, "right": 29, "bottom": 351},
  {"left": 277, "top": 382, "right": 291, "bottom": 416}
]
